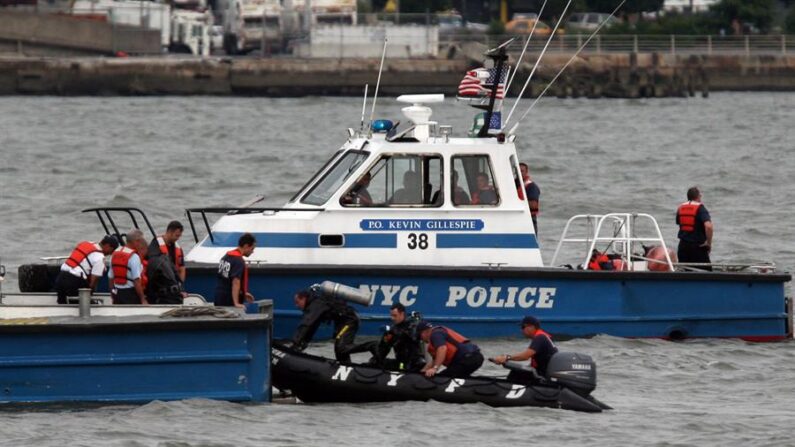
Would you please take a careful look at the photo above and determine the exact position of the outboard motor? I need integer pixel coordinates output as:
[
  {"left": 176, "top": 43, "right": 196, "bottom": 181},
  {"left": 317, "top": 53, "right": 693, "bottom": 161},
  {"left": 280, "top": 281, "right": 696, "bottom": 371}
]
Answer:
[{"left": 546, "top": 352, "right": 597, "bottom": 397}]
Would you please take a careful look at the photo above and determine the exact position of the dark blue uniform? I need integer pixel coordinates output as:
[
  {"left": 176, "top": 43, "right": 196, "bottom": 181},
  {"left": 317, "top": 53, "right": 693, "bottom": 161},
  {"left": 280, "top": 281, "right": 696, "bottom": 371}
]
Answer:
[
  {"left": 676, "top": 203, "right": 712, "bottom": 269},
  {"left": 506, "top": 331, "right": 558, "bottom": 384},
  {"left": 528, "top": 332, "right": 557, "bottom": 376},
  {"left": 429, "top": 328, "right": 483, "bottom": 377},
  {"left": 525, "top": 181, "right": 541, "bottom": 234},
  {"left": 677, "top": 204, "right": 711, "bottom": 244},
  {"left": 214, "top": 252, "right": 245, "bottom": 306}
]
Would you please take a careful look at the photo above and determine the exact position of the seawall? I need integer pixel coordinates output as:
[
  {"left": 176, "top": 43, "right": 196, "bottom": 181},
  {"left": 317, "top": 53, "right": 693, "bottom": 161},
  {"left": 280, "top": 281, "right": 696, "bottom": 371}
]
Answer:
[{"left": 0, "top": 53, "right": 793, "bottom": 96}]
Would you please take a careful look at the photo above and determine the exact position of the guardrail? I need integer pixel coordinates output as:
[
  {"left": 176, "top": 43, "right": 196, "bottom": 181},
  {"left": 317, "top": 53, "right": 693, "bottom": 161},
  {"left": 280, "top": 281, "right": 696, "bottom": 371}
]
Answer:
[{"left": 441, "top": 34, "right": 794, "bottom": 56}]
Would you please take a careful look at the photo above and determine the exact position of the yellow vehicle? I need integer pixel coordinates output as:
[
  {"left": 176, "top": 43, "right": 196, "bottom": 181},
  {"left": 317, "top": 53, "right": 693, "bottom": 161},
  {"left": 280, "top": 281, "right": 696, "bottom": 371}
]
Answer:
[{"left": 505, "top": 18, "right": 565, "bottom": 36}]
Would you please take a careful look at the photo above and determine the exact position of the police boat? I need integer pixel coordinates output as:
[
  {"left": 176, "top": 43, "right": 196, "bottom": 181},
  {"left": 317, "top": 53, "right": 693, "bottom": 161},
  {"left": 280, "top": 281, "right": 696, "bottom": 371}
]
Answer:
[
  {"left": 271, "top": 342, "right": 610, "bottom": 412},
  {"left": 16, "top": 41, "right": 793, "bottom": 341}
]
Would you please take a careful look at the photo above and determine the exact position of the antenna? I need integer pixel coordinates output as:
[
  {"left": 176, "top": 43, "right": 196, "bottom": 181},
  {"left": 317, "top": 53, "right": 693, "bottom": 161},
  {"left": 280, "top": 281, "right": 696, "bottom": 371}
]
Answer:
[
  {"left": 477, "top": 39, "right": 512, "bottom": 138},
  {"left": 359, "top": 83, "right": 369, "bottom": 132},
  {"left": 368, "top": 37, "right": 388, "bottom": 136},
  {"left": 503, "top": 0, "right": 572, "bottom": 129},
  {"left": 509, "top": 0, "right": 628, "bottom": 135},
  {"left": 504, "top": 0, "right": 549, "bottom": 95}
]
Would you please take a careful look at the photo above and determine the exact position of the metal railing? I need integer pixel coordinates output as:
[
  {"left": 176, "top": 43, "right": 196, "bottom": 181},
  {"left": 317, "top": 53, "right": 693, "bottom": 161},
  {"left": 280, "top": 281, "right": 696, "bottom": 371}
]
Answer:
[{"left": 440, "top": 33, "right": 795, "bottom": 56}]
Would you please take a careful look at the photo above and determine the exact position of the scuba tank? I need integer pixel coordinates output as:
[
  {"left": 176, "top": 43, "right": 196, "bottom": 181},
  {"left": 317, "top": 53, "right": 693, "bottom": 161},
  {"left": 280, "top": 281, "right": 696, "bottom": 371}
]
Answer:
[{"left": 313, "top": 281, "right": 372, "bottom": 306}]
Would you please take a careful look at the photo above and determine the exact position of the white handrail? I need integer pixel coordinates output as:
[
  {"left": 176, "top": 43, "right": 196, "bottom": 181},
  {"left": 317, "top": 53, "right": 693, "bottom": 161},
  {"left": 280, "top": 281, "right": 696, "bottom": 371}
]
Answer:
[{"left": 551, "top": 213, "right": 673, "bottom": 271}]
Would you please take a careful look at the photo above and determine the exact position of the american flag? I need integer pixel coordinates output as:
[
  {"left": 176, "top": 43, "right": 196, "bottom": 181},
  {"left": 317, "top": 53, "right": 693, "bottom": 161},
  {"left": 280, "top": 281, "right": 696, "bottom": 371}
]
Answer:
[{"left": 457, "top": 67, "right": 507, "bottom": 99}]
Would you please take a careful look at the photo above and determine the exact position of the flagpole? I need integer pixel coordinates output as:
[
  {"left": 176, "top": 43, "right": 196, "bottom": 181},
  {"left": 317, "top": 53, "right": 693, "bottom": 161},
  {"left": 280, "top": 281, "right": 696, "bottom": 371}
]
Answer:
[{"left": 477, "top": 44, "right": 509, "bottom": 138}]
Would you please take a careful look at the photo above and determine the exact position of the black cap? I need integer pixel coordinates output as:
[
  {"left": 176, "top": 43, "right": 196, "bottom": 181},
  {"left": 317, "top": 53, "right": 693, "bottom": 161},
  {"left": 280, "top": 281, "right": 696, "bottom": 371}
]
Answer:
[
  {"left": 416, "top": 320, "right": 433, "bottom": 333},
  {"left": 521, "top": 316, "right": 540, "bottom": 328},
  {"left": 100, "top": 235, "right": 119, "bottom": 249}
]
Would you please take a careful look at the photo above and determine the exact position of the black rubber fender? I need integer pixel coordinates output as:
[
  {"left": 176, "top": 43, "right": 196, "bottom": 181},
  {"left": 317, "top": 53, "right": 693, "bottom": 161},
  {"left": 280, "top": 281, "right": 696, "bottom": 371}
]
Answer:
[{"left": 18, "top": 264, "right": 52, "bottom": 292}]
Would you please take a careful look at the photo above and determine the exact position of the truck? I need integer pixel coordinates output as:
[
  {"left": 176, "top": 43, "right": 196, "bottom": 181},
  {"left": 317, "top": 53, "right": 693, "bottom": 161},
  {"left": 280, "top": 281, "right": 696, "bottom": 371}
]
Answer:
[
  {"left": 220, "top": 0, "right": 283, "bottom": 54},
  {"left": 170, "top": 8, "right": 213, "bottom": 56},
  {"left": 292, "top": 0, "right": 356, "bottom": 27},
  {"left": 71, "top": 0, "right": 215, "bottom": 56}
]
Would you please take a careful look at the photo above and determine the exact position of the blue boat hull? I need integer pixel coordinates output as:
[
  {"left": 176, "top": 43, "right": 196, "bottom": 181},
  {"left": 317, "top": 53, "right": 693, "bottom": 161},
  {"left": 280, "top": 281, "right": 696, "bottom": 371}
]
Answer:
[
  {"left": 183, "top": 265, "right": 791, "bottom": 341},
  {"left": 0, "top": 313, "right": 272, "bottom": 404}
]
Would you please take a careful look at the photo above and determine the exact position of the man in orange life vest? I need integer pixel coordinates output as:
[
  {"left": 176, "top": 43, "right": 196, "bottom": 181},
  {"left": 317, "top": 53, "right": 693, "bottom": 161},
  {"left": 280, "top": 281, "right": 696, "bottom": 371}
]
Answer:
[
  {"left": 108, "top": 229, "right": 148, "bottom": 305},
  {"left": 676, "top": 186, "right": 713, "bottom": 270},
  {"left": 493, "top": 316, "right": 558, "bottom": 382},
  {"left": 417, "top": 321, "right": 484, "bottom": 378},
  {"left": 148, "top": 220, "right": 186, "bottom": 283},
  {"left": 54, "top": 235, "right": 119, "bottom": 304},
  {"left": 214, "top": 233, "right": 256, "bottom": 308}
]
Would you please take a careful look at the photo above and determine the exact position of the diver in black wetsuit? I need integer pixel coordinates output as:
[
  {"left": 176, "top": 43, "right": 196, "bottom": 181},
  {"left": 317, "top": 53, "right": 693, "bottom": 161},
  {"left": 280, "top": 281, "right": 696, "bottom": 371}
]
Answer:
[
  {"left": 145, "top": 241, "right": 185, "bottom": 305},
  {"left": 368, "top": 303, "right": 426, "bottom": 372},
  {"left": 291, "top": 287, "right": 373, "bottom": 362}
]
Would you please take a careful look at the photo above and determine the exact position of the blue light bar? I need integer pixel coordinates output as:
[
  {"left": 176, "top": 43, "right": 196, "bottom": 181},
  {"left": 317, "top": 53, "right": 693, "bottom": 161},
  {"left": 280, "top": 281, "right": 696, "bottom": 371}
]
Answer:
[{"left": 371, "top": 119, "right": 394, "bottom": 133}]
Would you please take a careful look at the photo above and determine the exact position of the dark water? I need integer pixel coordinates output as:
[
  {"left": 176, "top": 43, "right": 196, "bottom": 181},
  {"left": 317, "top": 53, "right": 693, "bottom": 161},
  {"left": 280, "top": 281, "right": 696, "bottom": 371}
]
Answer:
[{"left": 1, "top": 94, "right": 794, "bottom": 445}]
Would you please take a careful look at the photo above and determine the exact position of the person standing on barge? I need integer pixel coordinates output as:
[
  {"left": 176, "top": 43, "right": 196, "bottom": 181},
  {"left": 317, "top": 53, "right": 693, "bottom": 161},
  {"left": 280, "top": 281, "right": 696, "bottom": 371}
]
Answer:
[
  {"left": 54, "top": 235, "right": 118, "bottom": 304},
  {"left": 148, "top": 220, "right": 187, "bottom": 283},
  {"left": 108, "top": 229, "right": 148, "bottom": 305},
  {"left": 676, "top": 186, "right": 713, "bottom": 271},
  {"left": 214, "top": 233, "right": 256, "bottom": 307}
]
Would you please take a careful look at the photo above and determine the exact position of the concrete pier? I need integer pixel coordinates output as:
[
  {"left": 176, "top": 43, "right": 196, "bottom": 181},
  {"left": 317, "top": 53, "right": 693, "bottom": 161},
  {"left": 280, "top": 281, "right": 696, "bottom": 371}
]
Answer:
[{"left": 0, "top": 53, "right": 793, "bottom": 96}]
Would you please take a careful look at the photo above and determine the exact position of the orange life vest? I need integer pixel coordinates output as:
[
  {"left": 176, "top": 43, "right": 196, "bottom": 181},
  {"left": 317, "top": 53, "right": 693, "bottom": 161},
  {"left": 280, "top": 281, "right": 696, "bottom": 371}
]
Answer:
[
  {"left": 64, "top": 241, "right": 101, "bottom": 277},
  {"left": 111, "top": 246, "right": 137, "bottom": 286},
  {"left": 138, "top": 248, "right": 149, "bottom": 290},
  {"left": 530, "top": 329, "right": 553, "bottom": 369},
  {"left": 677, "top": 202, "right": 702, "bottom": 233},
  {"left": 589, "top": 253, "right": 611, "bottom": 270},
  {"left": 226, "top": 249, "right": 248, "bottom": 299},
  {"left": 427, "top": 327, "right": 471, "bottom": 366},
  {"left": 157, "top": 237, "right": 184, "bottom": 269}
]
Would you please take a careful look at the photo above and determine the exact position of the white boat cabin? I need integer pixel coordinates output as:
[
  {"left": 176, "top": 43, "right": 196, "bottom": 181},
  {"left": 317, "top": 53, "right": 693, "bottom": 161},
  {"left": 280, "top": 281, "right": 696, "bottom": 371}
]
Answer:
[{"left": 185, "top": 94, "right": 542, "bottom": 268}]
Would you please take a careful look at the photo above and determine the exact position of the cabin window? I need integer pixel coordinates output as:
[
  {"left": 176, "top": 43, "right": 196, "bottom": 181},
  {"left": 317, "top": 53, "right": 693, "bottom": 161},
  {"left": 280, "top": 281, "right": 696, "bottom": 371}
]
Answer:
[
  {"left": 341, "top": 153, "right": 443, "bottom": 207},
  {"left": 451, "top": 154, "right": 500, "bottom": 206},
  {"left": 301, "top": 150, "right": 369, "bottom": 206}
]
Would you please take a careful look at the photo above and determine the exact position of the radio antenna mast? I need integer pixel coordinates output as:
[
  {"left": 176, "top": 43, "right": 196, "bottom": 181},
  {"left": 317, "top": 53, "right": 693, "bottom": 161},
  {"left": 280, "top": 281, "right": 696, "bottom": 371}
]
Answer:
[
  {"left": 368, "top": 37, "right": 388, "bottom": 136},
  {"left": 508, "top": 0, "right": 628, "bottom": 135},
  {"left": 504, "top": 0, "right": 549, "bottom": 95},
  {"left": 359, "top": 83, "right": 369, "bottom": 132},
  {"left": 503, "top": 0, "right": 573, "bottom": 129}
]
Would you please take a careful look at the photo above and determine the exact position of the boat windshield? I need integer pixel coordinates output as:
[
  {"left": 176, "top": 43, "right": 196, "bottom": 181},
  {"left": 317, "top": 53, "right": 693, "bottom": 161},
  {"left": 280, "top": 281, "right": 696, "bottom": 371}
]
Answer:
[
  {"left": 289, "top": 150, "right": 343, "bottom": 203},
  {"left": 301, "top": 150, "right": 369, "bottom": 205}
]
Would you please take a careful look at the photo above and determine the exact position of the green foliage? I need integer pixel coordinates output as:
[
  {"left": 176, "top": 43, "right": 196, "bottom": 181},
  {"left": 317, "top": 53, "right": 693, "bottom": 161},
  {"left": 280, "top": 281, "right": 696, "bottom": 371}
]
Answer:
[
  {"left": 709, "top": 0, "right": 775, "bottom": 32},
  {"left": 399, "top": 0, "right": 451, "bottom": 13},
  {"left": 605, "top": 12, "right": 722, "bottom": 34},
  {"left": 786, "top": 5, "right": 795, "bottom": 33},
  {"left": 488, "top": 18, "right": 506, "bottom": 34},
  {"left": 586, "top": 0, "right": 664, "bottom": 14}
]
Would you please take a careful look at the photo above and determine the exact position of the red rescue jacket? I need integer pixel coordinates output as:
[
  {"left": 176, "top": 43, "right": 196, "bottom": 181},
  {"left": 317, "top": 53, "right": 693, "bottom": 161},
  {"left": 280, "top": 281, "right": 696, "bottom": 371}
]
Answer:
[
  {"left": 530, "top": 329, "right": 553, "bottom": 369},
  {"left": 65, "top": 241, "right": 101, "bottom": 277},
  {"left": 111, "top": 246, "right": 137, "bottom": 286},
  {"left": 427, "top": 327, "right": 471, "bottom": 366},
  {"left": 589, "top": 253, "right": 611, "bottom": 270},
  {"left": 677, "top": 201, "right": 702, "bottom": 233},
  {"left": 226, "top": 249, "right": 249, "bottom": 300},
  {"left": 157, "top": 236, "right": 185, "bottom": 269}
]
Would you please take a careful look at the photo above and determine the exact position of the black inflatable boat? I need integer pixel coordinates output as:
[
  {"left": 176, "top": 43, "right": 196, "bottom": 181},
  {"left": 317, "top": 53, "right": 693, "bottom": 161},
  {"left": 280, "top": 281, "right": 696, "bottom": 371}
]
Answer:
[{"left": 272, "top": 344, "right": 611, "bottom": 412}]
